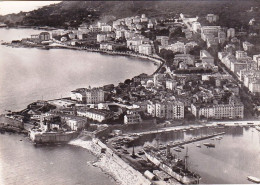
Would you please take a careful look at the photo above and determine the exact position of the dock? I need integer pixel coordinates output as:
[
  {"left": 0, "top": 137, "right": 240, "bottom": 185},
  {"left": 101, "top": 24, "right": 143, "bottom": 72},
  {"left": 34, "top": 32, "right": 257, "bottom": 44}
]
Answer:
[{"left": 160, "top": 132, "right": 225, "bottom": 150}]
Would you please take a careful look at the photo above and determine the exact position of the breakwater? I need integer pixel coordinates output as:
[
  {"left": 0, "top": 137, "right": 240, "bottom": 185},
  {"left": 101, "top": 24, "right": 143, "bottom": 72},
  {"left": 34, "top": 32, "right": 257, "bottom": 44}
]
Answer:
[{"left": 70, "top": 138, "right": 150, "bottom": 185}]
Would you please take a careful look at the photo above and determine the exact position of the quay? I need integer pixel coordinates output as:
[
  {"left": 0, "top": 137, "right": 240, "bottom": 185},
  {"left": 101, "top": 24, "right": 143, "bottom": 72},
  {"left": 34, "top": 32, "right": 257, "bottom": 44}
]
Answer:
[{"left": 160, "top": 132, "right": 225, "bottom": 150}]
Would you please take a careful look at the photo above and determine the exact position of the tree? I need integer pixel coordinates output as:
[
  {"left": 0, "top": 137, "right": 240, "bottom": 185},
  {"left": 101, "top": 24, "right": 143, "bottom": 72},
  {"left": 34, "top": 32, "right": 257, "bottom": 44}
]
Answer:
[
  {"left": 124, "top": 79, "right": 132, "bottom": 85},
  {"left": 159, "top": 67, "right": 166, "bottom": 74},
  {"left": 169, "top": 27, "right": 185, "bottom": 39},
  {"left": 189, "top": 46, "right": 202, "bottom": 56}
]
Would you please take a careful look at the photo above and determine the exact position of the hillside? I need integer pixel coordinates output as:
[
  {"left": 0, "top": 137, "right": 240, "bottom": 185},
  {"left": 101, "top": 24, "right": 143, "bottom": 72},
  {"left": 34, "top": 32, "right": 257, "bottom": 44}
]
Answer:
[{"left": 0, "top": 1, "right": 259, "bottom": 29}]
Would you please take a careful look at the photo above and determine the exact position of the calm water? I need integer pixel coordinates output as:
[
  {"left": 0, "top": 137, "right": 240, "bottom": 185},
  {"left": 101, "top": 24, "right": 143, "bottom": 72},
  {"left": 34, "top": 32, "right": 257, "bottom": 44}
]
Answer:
[
  {"left": 137, "top": 126, "right": 260, "bottom": 184},
  {"left": 0, "top": 28, "right": 156, "bottom": 113},
  {"left": 0, "top": 28, "right": 156, "bottom": 185},
  {"left": 0, "top": 134, "right": 114, "bottom": 185}
]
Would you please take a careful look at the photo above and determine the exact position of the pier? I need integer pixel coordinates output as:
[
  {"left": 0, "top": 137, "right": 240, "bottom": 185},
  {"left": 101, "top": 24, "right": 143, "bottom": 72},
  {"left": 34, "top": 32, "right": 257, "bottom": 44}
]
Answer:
[{"left": 158, "top": 132, "right": 225, "bottom": 150}]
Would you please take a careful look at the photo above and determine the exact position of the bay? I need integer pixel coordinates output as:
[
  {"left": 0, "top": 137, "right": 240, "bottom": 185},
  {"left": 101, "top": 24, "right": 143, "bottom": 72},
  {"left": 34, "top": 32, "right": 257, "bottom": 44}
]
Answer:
[
  {"left": 0, "top": 28, "right": 157, "bottom": 113},
  {"left": 0, "top": 28, "right": 156, "bottom": 185}
]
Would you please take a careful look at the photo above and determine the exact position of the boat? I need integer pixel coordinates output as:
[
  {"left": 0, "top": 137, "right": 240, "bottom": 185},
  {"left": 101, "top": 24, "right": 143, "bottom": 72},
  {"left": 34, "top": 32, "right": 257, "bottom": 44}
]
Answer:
[
  {"left": 210, "top": 138, "right": 215, "bottom": 140},
  {"left": 174, "top": 148, "right": 181, "bottom": 152},
  {"left": 178, "top": 145, "right": 185, "bottom": 149},
  {"left": 138, "top": 151, "right": 145, "bottom": 155},
  {"left": 247, "top": 176, "right": 260, "bottom": 183},
  {"left": 216, "top": 136, "right": 223, "bottom": 140},
  {"left": 247, "top": 122, "right": 254, "bottom": 125},
  {"left": 203, "top": 143, "right": 215, "bottom": 148},
  {"left": 196, "top": 144, "right": 201, "bottom": 148},
  {"left": 255, "top": 126, "right": 260, "bottom": 132},
  {"left": 144, "top": 146, "right": 201, "bottom": 184}
]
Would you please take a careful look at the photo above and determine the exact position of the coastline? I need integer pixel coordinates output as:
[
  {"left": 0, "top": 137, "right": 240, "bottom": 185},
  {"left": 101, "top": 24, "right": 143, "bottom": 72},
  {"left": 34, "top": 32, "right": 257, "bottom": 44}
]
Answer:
[
  {"left": 69, "top": 138, "right": 150, "bottom": 185},
  {"left": 2, "top": 41, "right": 165, "bottom": 75}
]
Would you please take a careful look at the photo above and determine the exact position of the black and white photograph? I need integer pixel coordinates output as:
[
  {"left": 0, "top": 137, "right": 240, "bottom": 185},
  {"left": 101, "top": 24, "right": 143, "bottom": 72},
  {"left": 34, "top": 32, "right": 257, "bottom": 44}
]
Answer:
[{"left": 0, "top": 0, "right": 260, "bottom": 184}]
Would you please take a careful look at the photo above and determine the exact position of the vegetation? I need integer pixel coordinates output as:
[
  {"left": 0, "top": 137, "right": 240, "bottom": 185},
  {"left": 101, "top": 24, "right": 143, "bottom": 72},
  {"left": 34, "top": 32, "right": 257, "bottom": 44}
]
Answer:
[{"left": 0, "top": 1, "right": 259, "bottom": 29}]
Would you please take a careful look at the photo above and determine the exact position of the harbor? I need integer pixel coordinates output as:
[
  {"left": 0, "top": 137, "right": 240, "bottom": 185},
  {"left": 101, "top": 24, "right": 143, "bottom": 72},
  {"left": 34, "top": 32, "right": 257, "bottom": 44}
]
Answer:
[{"left": 105, "top": 122, "right": 260, "bottom": 184}]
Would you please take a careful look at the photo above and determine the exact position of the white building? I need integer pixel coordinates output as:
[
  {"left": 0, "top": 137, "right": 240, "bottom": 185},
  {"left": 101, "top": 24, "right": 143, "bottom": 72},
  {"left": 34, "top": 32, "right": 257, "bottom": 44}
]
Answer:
[
  {"left": 100, "top": 43, "right": 113, "bottom": 50},
  {"left": 227, "top": 28, "right": 235, "bottom": 38},
  {"left": 77, "top": 108, "right": 113, "bottom": 122},
  {"left": 156, "top": 36, "right": 169, "bottom": 46},
  {"left": 147, "top": 20, "right": 154, "bottom": 29},
  {"left": 206, "top": 14, "right": 219, "bottom": 23},
  {"left": 166, "top": 79, "right": 177, "bottom": 90},
  {"left": 138, "top": 44, "right": 153, "bottom": 55},
  {"left": 97, "top": 22, "right": 107, "bottom": 28},
  {"left": 97, "top": 34, "right": 107, "bottom": 42},
  {"left": 147, "top": 101, "right": 184, "bottom": 119},
  {"left": 170, "top": 41, "right": 185, "bottom": 53},
  {"left": 71, "top": 87, "right": 104, "bottom": 104},
  {"left": 65, "top": 117, "right": 86, "bottom": 131},
  {"left": 124, "top": 112, "right": 142, "bottom": 124},
  {"left": 249, "top": 80, "right": 260, "bottom": 93},
  {"left": 253, "top": 54, "right": 260, "bottom": 70},
  {"left": 200, "top": 50, "right": 214, "bottom": 65},
  {"left": 235, "top": 51, "right": 247, "bottom": 59},
  {"left": 243, "top": 41, "right": 254, "bottom": 51},
  {"left": 192, "top": 22, "right": 201, "bottom": 33},
  {"left": 116, "top": 30, "right": 125, "bottom": 39},
  {"left": 201, "top": 26, "right": 221, "bottom": 41},
  {"left": 191, "top": 103, "right": 244, "bottom": 119},
  {"left": 101, "top": 25, "right": 112, "bottom": 32},
  {"left": 127, "top": 37, "right": 144, "bottom": 52}
]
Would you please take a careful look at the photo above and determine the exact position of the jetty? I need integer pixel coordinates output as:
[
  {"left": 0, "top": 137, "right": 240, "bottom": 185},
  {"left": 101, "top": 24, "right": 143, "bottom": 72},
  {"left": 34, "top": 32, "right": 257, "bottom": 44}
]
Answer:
[{"left": 159, "top": 132, "right": 225, "bottom": 150}]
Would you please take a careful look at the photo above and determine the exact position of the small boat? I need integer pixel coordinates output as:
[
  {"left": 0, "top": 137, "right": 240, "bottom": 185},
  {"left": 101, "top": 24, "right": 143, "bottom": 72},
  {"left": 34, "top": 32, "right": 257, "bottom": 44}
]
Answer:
[
  {"left": 203, "top": 143, "right": 215, "bottom": 148},
  {"left": 182, "top": 129, "right": 187, "bottom": 132},
  {"left": 217, "top": 126, "right": 225, "bottom": 129},
  {"left": 138, "top": 151, "right": 145, "bottom": 155},
  {"left": 19, "top": 139, "right": 22, "bottom": 141},
  {"left": 216, "top": 136, "right": 222, "bottom": 140},
  {"left": 210, "top": 138, "right": 215, "bottom": 140},
  {"left": 247, "top": 176, "right": 260, "bottom": 183},
  {"left": 247, "top": 122, "right": 254, "bottom": 125},
  {"left": 255, "top": 126, "right": 260, "bottom": 132},
  {"left": 178, "top": 145, "right": 184, "bottom": 149},
  {"left": 174, "top": 148, "right": 181, "bottom": 152},
  {"left": 196, "top": 144, "right": 201, "bottom": 148}
]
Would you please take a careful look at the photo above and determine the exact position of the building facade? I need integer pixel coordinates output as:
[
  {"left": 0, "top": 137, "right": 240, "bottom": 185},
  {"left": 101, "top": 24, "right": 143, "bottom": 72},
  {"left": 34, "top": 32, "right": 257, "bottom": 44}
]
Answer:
[{"left": 147, "top": 101, "right": 184, "bottom": 119}]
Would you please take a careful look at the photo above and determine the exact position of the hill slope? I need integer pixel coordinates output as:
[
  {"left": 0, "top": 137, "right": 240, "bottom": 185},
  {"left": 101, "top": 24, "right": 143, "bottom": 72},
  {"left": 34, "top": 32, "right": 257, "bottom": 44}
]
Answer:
[{"left": 0, "top": 1, "right": 259, "bottom": 29}]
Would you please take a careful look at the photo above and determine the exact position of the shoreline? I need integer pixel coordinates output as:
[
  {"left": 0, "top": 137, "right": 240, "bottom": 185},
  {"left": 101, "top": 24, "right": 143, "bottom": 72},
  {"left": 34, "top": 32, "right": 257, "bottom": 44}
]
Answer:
[
  {"left": 2, "top": 41, "right": 165, "bottom": 75},
  {"left": 69, "top": 138, "right": 150, "bottom": 185}
]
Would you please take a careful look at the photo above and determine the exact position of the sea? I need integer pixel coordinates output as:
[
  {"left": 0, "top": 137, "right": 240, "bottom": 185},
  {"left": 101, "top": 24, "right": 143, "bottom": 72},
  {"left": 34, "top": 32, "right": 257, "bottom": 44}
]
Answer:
[
  {"left": 0, "top": 28, "right": 156, "bottom": 185},
  {"left": 136, "top": 125, "right": 260, "bottom": 184},
  {"left": 0, "top": 28, "right": 157, "bottom": 114}
]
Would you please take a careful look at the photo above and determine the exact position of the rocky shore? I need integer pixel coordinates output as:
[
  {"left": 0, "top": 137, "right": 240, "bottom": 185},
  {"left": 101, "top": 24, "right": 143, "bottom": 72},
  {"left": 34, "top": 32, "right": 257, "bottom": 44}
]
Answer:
[{"left": 69, "top": 138, "right": 150, "bottom": 185}]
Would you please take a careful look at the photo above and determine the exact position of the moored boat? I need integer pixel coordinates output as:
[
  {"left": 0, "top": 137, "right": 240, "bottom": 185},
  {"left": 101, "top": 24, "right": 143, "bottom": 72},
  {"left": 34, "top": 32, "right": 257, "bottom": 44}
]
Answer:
[
  {"left": 247, "top": 176, "right": 260, "bottom": 183},
  {"left": 255, "top": 126, "right": 260, "bottom": 132},
  {"left": 174, "top": 148, "right": 181, "bottom": 152},
  {"left": 178, "top": 145, "right": 185, "bottom": 149},
  {"left": 144, "top": 146, "right": 201, "bottom": 184},
  {"left": 203, "top": 143, "right": 215, "bottom": 148}
]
